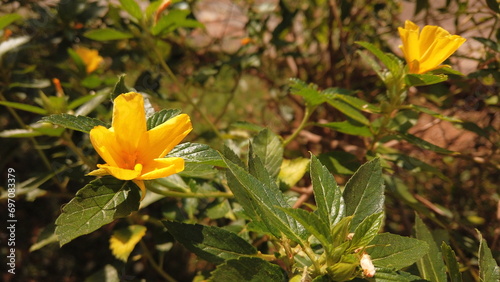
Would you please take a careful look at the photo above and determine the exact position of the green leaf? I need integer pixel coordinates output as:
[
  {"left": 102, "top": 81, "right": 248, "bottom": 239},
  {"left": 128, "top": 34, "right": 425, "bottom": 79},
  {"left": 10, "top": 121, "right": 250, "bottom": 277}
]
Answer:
[
  {"left": 441, "top": 242, "right": 462, "bottom": 282},
  {"left": 485, "top": 0, "right": 500, "bottom": 14},
  {"left": 280, "top": 207, "right": 331, "bottom": 247},
  {"left": 310, "top": 155, "right": 344, "bottom": 227},
  {"left": 251, "top": 129, "right": 283, "bottom": 179},
  {"left": 84, "top": 28, "right": 133, "bottom": 41},
  {"left": 391, "top": 132, "right": 457, "bottom": 155},
  {"left": 349, "top": 212, "right": 384, "bottom": 252},
  {"left": 317, "top": 151, "right": 361, "bottom": 175},
  {"left": 325, "top": 92, "right": 380, "bottom": 114},
  {"left": 408, "top": 105, "right": 462, "bottom": 123},
  {"left": 373, "top": 268, "right": 428, "bottom": 281},
  {"left": 356, "top": 41, "right": 402, "bottom": 74},
  {"left": 40, "top": 114, "right": 109, "bottom": 133},
  {"left": 111, "top": 74, "right": 132, "bottom": 100},
  {"left": 478, "top": 232, "right": 500, "bottom": 282},
  {"left": 119, "top": 0, "right": 143, "bottom": 20},
  {"left": 55, "top": 177, "right": 140, "bottom": 246},
  {"left": 85, "top": 264, "right": 120, "bottom": 282},
  {"left": 327, "top": 99, "right": 370, "bottom": 125},
  {"left": 318, "top": 120, "right": 373, "bottom": 137},
  {"left": 368, "top": 233, "right": 429, "bottom": 269},
  {"left": 9, "top": 79, "right": 50, "bottom": 89},
  {"left": 222, "top": 152, "right": 304, "bottom": 243},
  {"left": 0, "top": 14, "right": 22, "bottom": 30},
  {"left": 167, "top": 142, "right": 225, "bottom": 167},
  {"left": 146, "top": 109, "right": 182, "bottom": 130},
  {"left": 289, "top": 78, "right": 325, "bottom": 107},
  {"left": 163, "top": 221, "right": 257, "bottom": 264},
  {"left": 356, "top": 49, "right": 385, "bottom": 81},
  {"left": 209, "top": 257, "right": 287, "bottom": 282},
  {"left": 385, "top": 153, "right": 449, "bottom": 181},
  {"left": 405, "top": 73, "right": 448, "bottom": 87},
  {"left": 343, "top": 158, "right": 384, "bottom": 230},
  {"left": 414, "top": 215, "right": 447, "bottom": 282},
  {"left": 152, "top": 9, "right": 203, "bottom": 36},
  {"left": 0, "top": 101, "right": 48, "bottom": 115}
]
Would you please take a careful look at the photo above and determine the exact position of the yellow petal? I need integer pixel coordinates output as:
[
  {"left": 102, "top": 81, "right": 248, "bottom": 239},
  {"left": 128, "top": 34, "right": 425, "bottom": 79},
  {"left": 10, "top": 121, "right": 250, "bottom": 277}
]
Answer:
[
  {"left": 109, "top": 225, "right": 147, "bottom": 262},
  {"left": 139, "top": 157, "right": 184, "bottom": 180},
  {"left": 419, "top": 35, "right": 466, "bottom": 73},
  {"left": 89, "top": 125, "right": 123, "bottom": 167},
  {"left": 138, "top": 114, "right": 192, "bottom": 162},
  {"left": 112, "top": 92, "right": 147, "bottom": 159},
  {"left": 132, "top": 179, "right": 147, "bottom": 201},
  {"left": 87, "top": 168, "right": 109, "bottom": 176},
  {"left": 97, "top": 164, "right": 141, "bottom": 180},
  {"left": 398, "top": 21, "right": 420, "bottom": 65}
]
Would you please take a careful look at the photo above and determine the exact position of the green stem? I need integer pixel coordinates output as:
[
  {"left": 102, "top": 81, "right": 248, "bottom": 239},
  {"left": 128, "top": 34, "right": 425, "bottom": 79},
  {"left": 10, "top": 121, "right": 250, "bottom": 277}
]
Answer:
[
  {"left": 139, "top": 240, "right": 177, "bottom": 282},
  {"left": 283, "top": 106, "right": 315, "bottom": 146}
]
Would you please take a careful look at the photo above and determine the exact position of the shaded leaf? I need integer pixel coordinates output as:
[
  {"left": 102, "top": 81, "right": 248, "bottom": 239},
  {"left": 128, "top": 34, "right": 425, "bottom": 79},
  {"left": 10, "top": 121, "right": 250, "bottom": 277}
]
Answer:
[
  {"left": 373, "top": 268, "right": 427, "bottom": 281},
  {"left": 280, "top": 207, "right": 331, "bottom": 247},
  {"left": 408, "top": 104, "right": 462, "bottom": 123},
  {"left": 349, "top": 212, "right": 384, "bottom": 252},
  {"left": 368, "top": 233, "right": 429, "bottom": 269},
  {"left": 84, "top": 28, "right": 133, "bottom": 41},
  {"left": 40, "top": 114, "right": 109, "bottom": 133},
  {"left": 318, "top": 120, "right": 373, "bottom": 137},
  {"left": 405, "top": 73, "right": 448, "bottom": 87},
  {"left": 152, "top": 9, "right": 203, "bottom": 36},
  {"left": 289, "top": 78, "right": 325, "bottom": 107},
  {"left": 163, "top": 221, "right": 257, "bottom": 264},
  {"left": 441, "top": 242, "right": 462, "bottom": 282},
  {"left": 356, "top": 41, "right": 402, "bottom": 74},
  {"left": 478, "top": 232, "right": 500, "bottom": 282},
  {"left": 209, "top": 257, "right": 287, "bottom": 282},
  {"left": 55, "top": 177, "right": 140, "bottom": 246},
  {"left": 327, "top": 99, "right": 369, "bottom": 125},
  {"left": 343, "top": 158, "right": 384, "bottom": 230},
  {"left": 390, "top": 132, "right": 457, "bottom": 155},
  {"left": 414, "top": 215, "right": 447, "bottom": 282},
  {"left": 111, "top": 74, "right": 132, "bottom": 100},
  {"left": 317, "top": 151, "right": 361, "bottom": 175}
]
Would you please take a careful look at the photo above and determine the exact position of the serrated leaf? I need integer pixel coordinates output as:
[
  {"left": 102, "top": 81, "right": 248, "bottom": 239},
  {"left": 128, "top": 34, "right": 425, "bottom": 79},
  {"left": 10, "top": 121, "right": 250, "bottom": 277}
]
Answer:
[
  {"left": 55, "top": 177, "right": 140, "bottom": 246},
  {"left": 356, "top": 41, "right": 402, "bottom": 74},
  {"left": 310, "top": 155, "right": 344, "bottom": 227},
  {"left": 280, "top": 207, "right": 331, "bottom": 247},
  {"left": 327, "top": 99, "right": 370, "bottom": 125},
  {"left": 84, "top": 28, "right": 133, "bottom": 41},
  {"left": 414, "top": 215, "right": 447, "bottom": 282},
  {"left": 146, "top": 109, "right": 182, "bottom": 130},
  {"left": 368, "top": 233, "right": 429, "bottom": 269},
  {"left": 478, "top": 232, "right": 500, "bottom": 282},
  {"left": 343, "top": 158, "right": 384, "bottom": 230},
  {"left": 289, "top": 78, "right": 325, "bottom": 107},
  {"left": 40, "top": 114, "right": 109, "bottom": 133},
  {"left": 318, "top": 120, "right": 373, "bottom": 137},
  {"left": 222, "top": 152, "right": 305, "bottom": 243},
  {"left": 373, "top": 268, "right": 428, "bottom": 281},
  {"left": 111, "top": 74, "right": 132, "bottom": 100},
  {"left": 405, "top": 73, "right": 448, "bottom": 87},
  {"left": 349, "top": 212, "right": 384, "bottom": 252},
  {"left": 0, "top": 13, "right": 22, "bottom": 30},
  {"left": 119, "top": 0, "right": 143, "bottom": 20},
  {"left": 209, "top": 257, "right": 287, "bottom": 282},
  {"left": 167, "top": 142, "right": 225, "bottom": 167},
  {"left": 251, "top": 129, "right": 283, "bottom": 179},
  {"left": 441, "top": 242, "right": 462, "bottom": 282},
  {"left": 163, "top": 221, "right": 257, "bottom": 264}
]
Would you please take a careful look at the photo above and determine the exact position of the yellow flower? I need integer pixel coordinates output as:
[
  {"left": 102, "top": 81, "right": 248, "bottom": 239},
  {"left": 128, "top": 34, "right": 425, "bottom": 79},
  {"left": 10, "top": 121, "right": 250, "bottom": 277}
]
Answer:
[
  {"left": 398, "top": 20, "right": 466, "bottom": 74},
  {"left": 75, "top": 47, "right": 104, "bottom": 73},
  {"left": 88, "top": 92, "right": 192, "bottom": 199},
  {"left": 109, "top": 225, "right": 147, "bottom": 262}
]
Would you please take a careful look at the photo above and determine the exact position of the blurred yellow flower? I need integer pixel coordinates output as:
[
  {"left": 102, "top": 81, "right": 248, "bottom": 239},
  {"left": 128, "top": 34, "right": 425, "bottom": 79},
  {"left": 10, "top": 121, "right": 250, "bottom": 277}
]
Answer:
[
  {"left": 398, "top": 20, "right": 466, "bottom": 74},
  {"left": 109, "top": 225, "right": 147, "bottom": 262},
  {"left": 88, "top": 92, "right": 192, "bottom": 199},
  {"left": 75, "top": 47, "right": 103, "bottom": 73}
]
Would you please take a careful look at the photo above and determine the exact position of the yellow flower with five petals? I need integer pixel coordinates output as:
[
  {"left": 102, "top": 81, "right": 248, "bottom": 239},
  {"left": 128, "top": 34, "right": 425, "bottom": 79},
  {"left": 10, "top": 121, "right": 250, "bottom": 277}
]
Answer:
[
  {"left": 398, "top": 20, "right": 466, "bottom": 74},
  {"left": 88, "top": 92, "right": 192, "bottom": 199}
]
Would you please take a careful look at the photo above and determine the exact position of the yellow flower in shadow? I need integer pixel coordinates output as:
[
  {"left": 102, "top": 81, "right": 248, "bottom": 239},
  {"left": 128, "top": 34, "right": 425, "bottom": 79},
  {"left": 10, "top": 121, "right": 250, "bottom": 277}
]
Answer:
[
  {"left": 75, "top": 47, "right": 104, "bottom": 73},
  {"left": 88, "top": 92, "right": 192, "bottom": 199},
  {"left": 109, "top": 225, "right": 147, "bottom": 262},
  {"left": 398, "top": 20, "right": 466, "bottom": 74}
]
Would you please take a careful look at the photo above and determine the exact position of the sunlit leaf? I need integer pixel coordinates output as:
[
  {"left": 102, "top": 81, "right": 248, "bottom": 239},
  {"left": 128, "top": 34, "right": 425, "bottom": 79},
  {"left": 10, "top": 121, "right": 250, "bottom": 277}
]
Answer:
[
  {"left": 251, "top": 129, "right": 283, "bottom": 179},
  {"left": 372, "top": 268, "right": 428, "bottom": 281},
  {"left": 280, "top": 207, "right": 331, "bottom": 247},
  {"left": 356, "top": 41, "right": 402, "bottom": 74},
  {"left": 405, "top": 73, "right": 448, "bottom": 87},
  {"left": 152, "top": 9, "right": 203, "bottom": 36},
  {"left": 349, "top": 212, "right": 384, "bottom": 252},
  {"left": 84, "top": 28, "right": 133, "bottom": 41},
  {"left": 414, "top": 215, "right": 447, "bottom": 282},
  {"left": 0, "top": 101, "right": 47, "bottom": 114},
  {"left": 318, "top": 120, "right": 373, "bottom": 137},
  {"left": 0, "top": 13, "right": 22, "bottom": 30},
  {"left": 119, "top": 0, "right": 143, "bottom": 20},
  {"left": 478, "top": 232, "right": 500, "bottom": 282},
  {"left": 55, "top": 177, "right": 140, "bottom": 246},
  {"left": 441, "top": 242, "right": 462, "bottom": 282},
  {"left": 40, "top": 114, "right": 109, "bottom": 133},
  {"left": 278, "top": 157, "right": 309, "bottom": 189},
  {"left": 167, "top": 142, "right": 225, "bottom": 167},
  {"left": 368, "top": 233, "right": 429, "bottom": 269}
]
